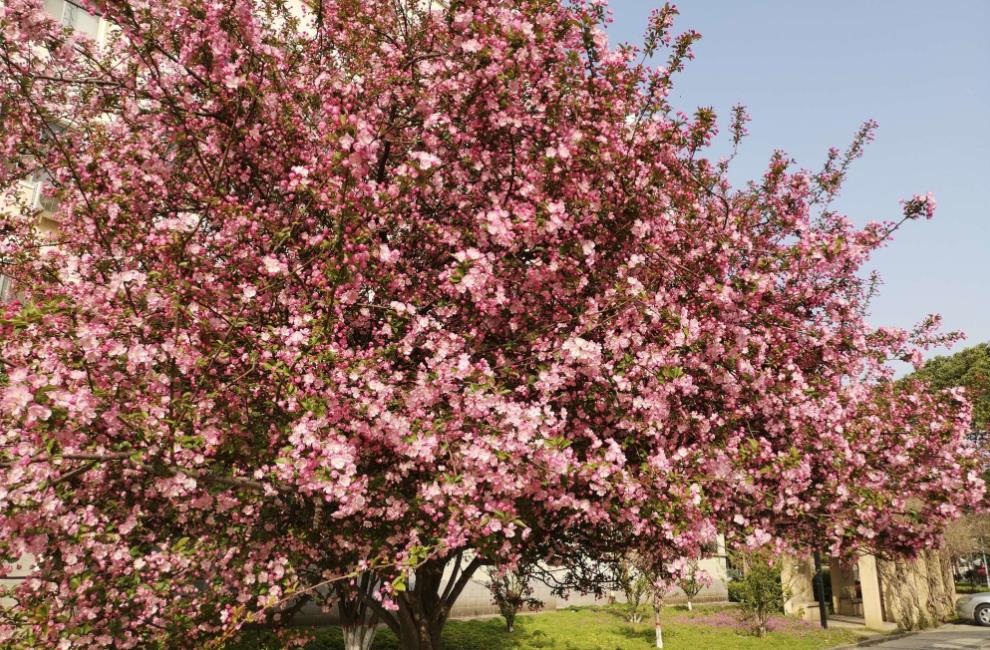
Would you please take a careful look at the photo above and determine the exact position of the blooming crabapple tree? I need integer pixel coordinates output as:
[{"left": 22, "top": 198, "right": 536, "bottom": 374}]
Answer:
[
  {"left": 0, "top": 0, "right": 982, "bottom": 648},
  {"left": 678, "top": 559, "right": 710, "bottom": 611}
]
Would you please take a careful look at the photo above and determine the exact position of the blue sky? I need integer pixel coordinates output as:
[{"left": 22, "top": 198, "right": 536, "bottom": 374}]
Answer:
[{"left": 605, "top": 1, "right": 990, "bottom": 368}]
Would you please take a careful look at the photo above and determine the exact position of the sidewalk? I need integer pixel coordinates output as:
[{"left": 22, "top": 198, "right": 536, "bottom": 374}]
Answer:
[{"left": 832, "top": 623, "right": 990, "bottom": 649}]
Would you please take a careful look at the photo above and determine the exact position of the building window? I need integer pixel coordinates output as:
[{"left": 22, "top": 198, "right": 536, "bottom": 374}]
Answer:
[
  {"left": 0, "top": 274, "right": 14, "bottom": 303},
  {"left": 42, "top": 0, "right": 100, "bottom": 39},
  {"left": 20, "top": 168, "right": 55, "bottom": 213}
]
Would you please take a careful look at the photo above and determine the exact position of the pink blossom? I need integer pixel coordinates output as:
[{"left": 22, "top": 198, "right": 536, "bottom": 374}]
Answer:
[
  {"left": 261, "top": 255, "right": 286, "bottom": 275},
  {"left": 1, "top": 383, "right": 32, "bottom": 414},
  {"left": 409, "top": 151, "right": 442, "bottom": 170}
]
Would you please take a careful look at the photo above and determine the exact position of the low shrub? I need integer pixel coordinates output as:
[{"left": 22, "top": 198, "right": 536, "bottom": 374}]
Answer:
[{"left": 727, "top": 579, "right": 744, "bottom": 603}]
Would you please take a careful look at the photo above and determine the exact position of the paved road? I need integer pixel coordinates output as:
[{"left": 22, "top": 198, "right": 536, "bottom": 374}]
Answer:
[{"left": 865, "top": 624, "right": 990, "bottom": 649}]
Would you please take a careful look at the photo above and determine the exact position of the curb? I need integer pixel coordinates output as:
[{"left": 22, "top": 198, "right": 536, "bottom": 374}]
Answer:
[{"left": 827, "top": 630, "right": 917, "bottom": 649}]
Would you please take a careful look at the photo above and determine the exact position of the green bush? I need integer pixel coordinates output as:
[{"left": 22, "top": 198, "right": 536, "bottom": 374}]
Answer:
[
  {"left": 727, "top": 579, "right": 744, "bottom": 603},
  {"left": 736, "top": 558, "right": 786, "bottom": 637}
]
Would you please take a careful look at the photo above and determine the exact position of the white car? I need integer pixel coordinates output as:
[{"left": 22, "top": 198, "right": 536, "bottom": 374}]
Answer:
[{"left": 957, "top": 592, "right": 990, "bottom": 625}]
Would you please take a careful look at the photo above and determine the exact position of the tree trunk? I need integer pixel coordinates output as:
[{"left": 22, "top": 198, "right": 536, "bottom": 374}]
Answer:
[
  {"left": 394, "top": 560, "right": 448, "bottom": 650},
  {"left": 686, "top": 600, "right": 692, "bottom": 612},
  {"left": 395, "top": 609, "right": 445, "bottom": 650},
  {"left": 654, "top": 595, "right": 663, "bottom": 649},
  {"left": 338, "top": 574, "right": 380, "bottom": 650},
  {"left": 342, "top": 624, "right": 377, "bottom": 650},
  {"left": 358, "top": 553, "right": 483, "bottom": 650}
]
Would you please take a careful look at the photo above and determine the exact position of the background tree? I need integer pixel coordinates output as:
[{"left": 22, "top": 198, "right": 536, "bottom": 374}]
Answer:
[
  {"left": 0, "top": 0, "right": 983, "bottom": 648},
  {"left": 912, "top": 343, "right": 990, "bottom": 588},
  {"left": 944, "top": 514, "right": 990, "bottom": 588},
  {"left": 614, "top": 554, "right": 650, "bottom": 623},
  {"left": 486, "top": 563, "right": 542, "bottom": 632},
  {"left": 914, "top": 343, "right": 990, "bottom": 433},
  {"left": 677, "top": 560, "right": 711, "bottom": 612}
]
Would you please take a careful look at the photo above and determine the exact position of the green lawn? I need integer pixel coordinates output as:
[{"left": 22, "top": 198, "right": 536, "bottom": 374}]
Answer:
[{"left": 229, "top": 605, "right": 863, "bottom": 650}]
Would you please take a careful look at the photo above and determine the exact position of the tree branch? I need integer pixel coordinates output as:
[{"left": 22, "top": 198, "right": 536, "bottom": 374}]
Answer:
[
  {"left": 439, "top": 551, "right": 463, "bottom": 605},
  {"left": 356, "top": 585, "right": 401, "bottom": 635},
  {"left": 441, "top": 556, "right": 484, "bottom": 611}
]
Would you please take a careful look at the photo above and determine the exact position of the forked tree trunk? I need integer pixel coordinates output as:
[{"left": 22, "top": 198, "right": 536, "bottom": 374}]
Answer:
[
  {"left": 338, "top": 574, "right": 380, "bottom": 650},
  {"left": 342, "top": 624, "right": 377, "bottom": 650},
  {"left": 357, "top": 553, "right": 483, "bottom": 650},
  {"left": 395, "top": 601, "right": 446, "bottom": 650}
]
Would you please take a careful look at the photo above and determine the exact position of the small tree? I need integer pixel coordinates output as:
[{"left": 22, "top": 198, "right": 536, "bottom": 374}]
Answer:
[
  {"left": 636, "top": 559, "right": 682, "bottom": 650},
  {"left": 487, "top": 565, "right": 542, "bottom": 632},
  {"left": 649, "top": 579, "right": 673, "bottom": 649},
  {"left": 614, "top": 555, "right": 650, "bottom": 623},
  {"left": 736, "top": 555, "right": 787, "bottom": 637},
  {"left": 678, "top": 560, "right": 711, "bottom": 612}
]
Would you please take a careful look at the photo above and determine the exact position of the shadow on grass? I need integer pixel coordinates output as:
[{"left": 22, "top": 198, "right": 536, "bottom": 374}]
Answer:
[
  {"left": 229, "top": 617, "right": 534, "bottom": 650},
  {"left": 612, "top": 621, "right": 681, "bottom": 647},
  {"left": 596, "top": 604, "right": 639, "bottom": 623},
  {"left": 439, "top": 617, "right": 525, "bottom": 650}
]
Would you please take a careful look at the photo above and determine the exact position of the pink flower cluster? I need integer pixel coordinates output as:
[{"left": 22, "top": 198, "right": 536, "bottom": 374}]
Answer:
[{"left": 902, "top": 192, "right": 938, "bottom": 220}]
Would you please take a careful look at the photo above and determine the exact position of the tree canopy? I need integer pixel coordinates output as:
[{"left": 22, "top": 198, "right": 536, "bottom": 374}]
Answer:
[
  {"left": 914, "top": 343, "right": 990, "bottom": 432},
  {"left": 0, "top": 0, "right": 982, "bottom": 648}
]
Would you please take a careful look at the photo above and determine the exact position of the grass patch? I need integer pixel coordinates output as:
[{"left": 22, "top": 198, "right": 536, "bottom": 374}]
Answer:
[{"left": 228, "top": 604, "right": 861, "bottom": 649}]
